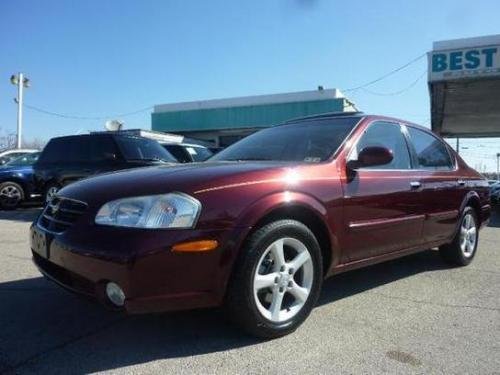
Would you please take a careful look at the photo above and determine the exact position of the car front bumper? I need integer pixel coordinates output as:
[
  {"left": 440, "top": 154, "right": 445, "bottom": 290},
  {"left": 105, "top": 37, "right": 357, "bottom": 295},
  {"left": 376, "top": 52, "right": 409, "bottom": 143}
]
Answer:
[{"left": 30, "top": 222, "right": 248, "bottom": 314}]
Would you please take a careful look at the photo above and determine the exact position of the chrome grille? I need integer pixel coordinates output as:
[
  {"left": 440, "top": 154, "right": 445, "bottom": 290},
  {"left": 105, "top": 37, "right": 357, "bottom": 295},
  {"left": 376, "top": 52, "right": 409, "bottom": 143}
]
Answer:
[{"left": 39, "top": 196, "right": 87, "bottom": 233}]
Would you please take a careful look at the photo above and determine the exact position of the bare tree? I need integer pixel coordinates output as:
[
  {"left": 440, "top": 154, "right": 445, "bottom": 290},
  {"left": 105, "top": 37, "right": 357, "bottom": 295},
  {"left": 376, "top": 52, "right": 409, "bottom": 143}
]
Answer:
[
  {"left": 23, "top": 137, "right": 47, "bottom": 150},
  {"left": 0, "top": 127, "right": 17, "bottom": 151}
]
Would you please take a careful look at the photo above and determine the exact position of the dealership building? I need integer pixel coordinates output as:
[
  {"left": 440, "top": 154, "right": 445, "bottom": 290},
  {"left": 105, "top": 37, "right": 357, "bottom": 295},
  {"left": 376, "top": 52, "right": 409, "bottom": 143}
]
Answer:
[
  {"left": 429, "top": 34, "right": 500, "bottom": 138},
  {"left": 151, "top": 88, "right": 355, "bottom": 147}
]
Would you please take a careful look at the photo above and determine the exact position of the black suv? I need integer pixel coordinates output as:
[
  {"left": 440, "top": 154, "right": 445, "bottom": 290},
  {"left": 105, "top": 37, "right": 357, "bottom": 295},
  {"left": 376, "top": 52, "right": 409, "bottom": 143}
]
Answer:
[{"left": 34, "top": 133, "right": 176, "bottom": 202}]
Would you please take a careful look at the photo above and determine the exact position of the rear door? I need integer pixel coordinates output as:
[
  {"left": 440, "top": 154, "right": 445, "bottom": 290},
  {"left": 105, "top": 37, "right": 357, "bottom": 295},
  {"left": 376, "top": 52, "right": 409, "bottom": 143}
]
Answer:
[
  {"left": 342, "top": 121, "right": 425, "bottom": 261},
  {"left": 405, "top": 126, "right": 463, "bottom": 244}
]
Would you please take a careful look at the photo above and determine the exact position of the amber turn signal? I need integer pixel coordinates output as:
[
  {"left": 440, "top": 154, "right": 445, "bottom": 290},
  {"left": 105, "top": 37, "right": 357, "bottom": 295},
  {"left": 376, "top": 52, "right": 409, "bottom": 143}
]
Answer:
[{"left": 172, "top": 240, "right": 219, "bottom": 253}]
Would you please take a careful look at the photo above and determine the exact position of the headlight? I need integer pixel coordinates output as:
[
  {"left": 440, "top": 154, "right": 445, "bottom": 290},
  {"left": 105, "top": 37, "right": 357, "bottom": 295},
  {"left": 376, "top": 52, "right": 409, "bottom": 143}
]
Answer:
[{"left": 95, "top": 193, "right": 201, "bottom": 229}]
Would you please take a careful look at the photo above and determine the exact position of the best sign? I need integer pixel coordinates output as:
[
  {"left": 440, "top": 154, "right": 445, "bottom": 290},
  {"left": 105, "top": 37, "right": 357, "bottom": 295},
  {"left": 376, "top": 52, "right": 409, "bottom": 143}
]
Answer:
[{"left": 429, "top": 45, "right": 500, "bottom": 82}]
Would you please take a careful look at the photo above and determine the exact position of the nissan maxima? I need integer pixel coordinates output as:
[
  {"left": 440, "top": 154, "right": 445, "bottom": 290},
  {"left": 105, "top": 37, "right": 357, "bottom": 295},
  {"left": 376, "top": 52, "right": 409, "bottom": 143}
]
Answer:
[{"left": 30, "top": 112, "right": 490, "bottom": 338}]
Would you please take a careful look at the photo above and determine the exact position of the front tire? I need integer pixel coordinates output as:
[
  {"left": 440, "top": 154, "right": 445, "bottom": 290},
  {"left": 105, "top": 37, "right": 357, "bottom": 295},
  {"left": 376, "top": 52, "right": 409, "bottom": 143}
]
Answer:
[
  {"left": 439, "top": 206, "right": 479, "bottom": 266},
  {"left": 44, "top": 183, "right": 60, "bottom": 204},
  {"left": 226, "top": 220, "right": 323, "bottom": 339}
]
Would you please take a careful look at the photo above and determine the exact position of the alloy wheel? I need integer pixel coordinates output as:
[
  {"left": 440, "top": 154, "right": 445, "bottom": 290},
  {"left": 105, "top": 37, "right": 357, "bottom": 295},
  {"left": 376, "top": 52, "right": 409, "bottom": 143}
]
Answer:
[
  {"left": 45, "top": 186, "right": 59, "bottom": 204},
  {"left": 253, "top": 237, "right": 314, "bottom": 323},
  {"left": 0, "top": 185, "right": 22, "bottom": 208},
  {"left": 459, "top": 213, "right": 477, "bottom": 258}
]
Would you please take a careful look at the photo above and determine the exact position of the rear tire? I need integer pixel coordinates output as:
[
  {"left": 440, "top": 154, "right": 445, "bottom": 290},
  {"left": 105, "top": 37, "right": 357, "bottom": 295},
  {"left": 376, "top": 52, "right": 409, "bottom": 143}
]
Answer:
[
  {"left": 226, "top": 220, "right": 323, "bottom": 339},
  {"left": 0, "top": 182, "right": 24, "bottom": 210},
  {"left": 439, "top": 206, "right": 478, "bottom": 266}
]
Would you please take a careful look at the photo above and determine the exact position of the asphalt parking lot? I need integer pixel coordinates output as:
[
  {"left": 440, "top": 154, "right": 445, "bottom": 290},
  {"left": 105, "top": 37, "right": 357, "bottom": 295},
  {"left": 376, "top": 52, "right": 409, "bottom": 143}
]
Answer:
[{"left": 0, "top": 207, "right": 499, "bottom": 374}]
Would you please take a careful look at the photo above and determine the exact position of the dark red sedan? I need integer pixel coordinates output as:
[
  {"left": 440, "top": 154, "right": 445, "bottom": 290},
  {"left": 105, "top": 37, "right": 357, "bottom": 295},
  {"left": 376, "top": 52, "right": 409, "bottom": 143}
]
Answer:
[{"left": 30, "top": 113, "right": 490, "bottom": 338}]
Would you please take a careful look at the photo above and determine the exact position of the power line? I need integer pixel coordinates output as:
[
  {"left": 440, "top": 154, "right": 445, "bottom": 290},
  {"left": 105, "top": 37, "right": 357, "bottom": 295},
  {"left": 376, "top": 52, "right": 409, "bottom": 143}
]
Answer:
[
  {"left": 343, "top": 52, "right": 427, "bottom": 93},
  {"left": 360, "top": 70, "right": 427, "bottom": 96},
  {"left": 23, "top": 103, "right": 153, "bottom": 120},
  {"left": 21, "top": 53, "right": 428, "bottom": 121}
]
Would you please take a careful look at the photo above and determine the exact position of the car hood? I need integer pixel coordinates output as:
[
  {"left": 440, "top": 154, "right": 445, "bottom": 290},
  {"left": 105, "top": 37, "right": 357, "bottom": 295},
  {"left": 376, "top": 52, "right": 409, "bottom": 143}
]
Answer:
[{"left": 58, "top": 161, "right": 294, "bottom": 208}]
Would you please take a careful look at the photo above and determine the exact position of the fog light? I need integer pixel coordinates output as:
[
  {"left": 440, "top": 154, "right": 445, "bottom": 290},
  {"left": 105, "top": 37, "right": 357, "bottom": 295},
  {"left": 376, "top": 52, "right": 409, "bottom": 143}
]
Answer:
[{"left": 106, "top": 282, "right": 125, "bottom": 307}]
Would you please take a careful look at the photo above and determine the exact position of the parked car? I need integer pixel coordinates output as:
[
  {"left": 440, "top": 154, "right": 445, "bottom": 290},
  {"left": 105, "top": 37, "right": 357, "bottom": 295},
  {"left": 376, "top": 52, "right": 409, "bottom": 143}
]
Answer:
[
  {"left": 33, "top": 133, "right": 177, "bottom": 203},
  {"left": 0, "top": 149, "right": 39, "bottom": 166},
  {"left": 162, "top": 142, "right": 213, "bottom": 163},
  {"left": 92, "top": 129, "right": 215, "bottom": 163},
  {"left": 30, "top": 113, "right": 490, "bottom": 338},
  {"left": 490, "top": 182, "right": 500, "bottom": 205},
  {"left": 0, "top": 152, "right": 41, "bottom": 209}
]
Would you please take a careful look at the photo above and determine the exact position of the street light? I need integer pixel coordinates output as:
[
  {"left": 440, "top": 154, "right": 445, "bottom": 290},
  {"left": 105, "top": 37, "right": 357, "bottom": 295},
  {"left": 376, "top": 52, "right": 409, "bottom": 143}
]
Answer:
[{"left": 10, "top": 73, "right": 30, "bottom": 149}]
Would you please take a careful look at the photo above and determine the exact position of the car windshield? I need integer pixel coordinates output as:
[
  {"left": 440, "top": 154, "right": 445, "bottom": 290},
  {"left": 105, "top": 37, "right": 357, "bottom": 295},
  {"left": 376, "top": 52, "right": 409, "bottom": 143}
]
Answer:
[
  {"left": 115, "top": 136, "right": 177, "bottom": 162},
  {"left": 4, "top": 152, "right": 40, "bottom": 166},
  {"left": 211, "top": 117, "right": 360, "bottom": 163}
]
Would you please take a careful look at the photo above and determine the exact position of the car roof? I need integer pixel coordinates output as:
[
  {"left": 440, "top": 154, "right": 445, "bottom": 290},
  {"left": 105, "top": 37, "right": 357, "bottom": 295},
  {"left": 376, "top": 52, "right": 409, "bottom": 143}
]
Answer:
[
  {"left": 284, "top": 111, "right": 365, "bottom": 124},
  {"left": 284, "top": 112, "right": 435, "bottom": 135},
  {"left": 49, "top": 133, "right": 143, "bottom": 142}
]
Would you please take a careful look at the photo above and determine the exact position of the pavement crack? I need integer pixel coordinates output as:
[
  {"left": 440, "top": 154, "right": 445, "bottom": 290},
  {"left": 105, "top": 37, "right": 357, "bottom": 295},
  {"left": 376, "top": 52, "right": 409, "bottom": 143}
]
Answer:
[{"left": 373, "top": 292, "right": 500, "bottom": 312}]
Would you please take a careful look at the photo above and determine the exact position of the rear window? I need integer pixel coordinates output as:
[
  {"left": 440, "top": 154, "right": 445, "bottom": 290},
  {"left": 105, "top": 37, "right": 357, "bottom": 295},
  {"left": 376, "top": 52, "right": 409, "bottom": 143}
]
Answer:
[
  {"left": 187, "top": 146, "right": 213, "bottom": 162},
  {"left": 164, "top": 145, "right": 191, "bottom": 163},
  {"left": 164, "top": 144, "right": 214, "bottom": 163},
  {"left": 115, "top": 136, "right": 176, "bottom": 162}
]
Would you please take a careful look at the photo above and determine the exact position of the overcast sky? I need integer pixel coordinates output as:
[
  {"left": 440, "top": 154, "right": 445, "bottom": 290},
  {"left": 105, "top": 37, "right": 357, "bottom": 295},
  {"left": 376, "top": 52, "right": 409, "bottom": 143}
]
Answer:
[{"left": 0, "top": 0, "right": 499, "bottom": 171}]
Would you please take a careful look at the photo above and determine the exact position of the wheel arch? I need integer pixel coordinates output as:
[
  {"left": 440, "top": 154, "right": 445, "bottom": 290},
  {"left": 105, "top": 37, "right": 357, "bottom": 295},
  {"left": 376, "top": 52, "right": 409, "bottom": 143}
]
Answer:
[
  {"left": 462, "top": 191, "right": 482, "bottom": 223},
  {"left": 235, "top": 192, "right": 339, "bottom": 276}
]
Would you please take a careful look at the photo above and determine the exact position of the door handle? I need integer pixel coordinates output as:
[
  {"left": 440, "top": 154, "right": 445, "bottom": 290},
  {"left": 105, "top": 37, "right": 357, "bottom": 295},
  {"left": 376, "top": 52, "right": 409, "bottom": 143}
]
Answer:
[
  {"left": 457, "top": 180, "right": 466, "bottom": 186},
  {"left": 410, "top": 181, "right": 421, "bottom": 189}
]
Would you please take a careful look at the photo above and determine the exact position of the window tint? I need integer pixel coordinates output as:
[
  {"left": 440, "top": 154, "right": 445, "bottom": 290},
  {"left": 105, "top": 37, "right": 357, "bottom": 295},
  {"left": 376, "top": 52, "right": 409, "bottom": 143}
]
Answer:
[
  {"left": 407, "top": 127, "right": 453, "bottom": 170},
  {"left": 186, "top": 146, "right": 213, "bottom": 162},
  {"left": 38, "top": 137, "right": 90, "bottom": 163},
  {"left": 89, "top": 136, "right": 119, "bottom": 161},
  {"left": 164, "top": 145, "right": 191, "bottom": 163},
  {"left": 211, "top": 117, "right": 359, "bottom": 162},
  {"left": 115, "top": 136, "right": 176, "bottom": 162},
  {"left": 354, "top": 122, "right": 411, "bottom": 169}
]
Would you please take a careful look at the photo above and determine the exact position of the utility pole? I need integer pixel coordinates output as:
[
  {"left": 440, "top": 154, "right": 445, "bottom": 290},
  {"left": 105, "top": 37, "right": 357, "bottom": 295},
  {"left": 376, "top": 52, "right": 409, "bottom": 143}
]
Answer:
[
  {"left": 456, "top": 137, "right": 460, "bottom": 154},
  {"left": 10, "top": 73, "right": 30, "bottom": 149}
]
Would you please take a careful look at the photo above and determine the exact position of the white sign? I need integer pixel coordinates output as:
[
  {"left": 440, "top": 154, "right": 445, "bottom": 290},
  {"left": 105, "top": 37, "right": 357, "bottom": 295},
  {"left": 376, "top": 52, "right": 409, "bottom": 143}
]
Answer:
[{"left": 428, "top": 45, "right": 500, "bottom": 82}]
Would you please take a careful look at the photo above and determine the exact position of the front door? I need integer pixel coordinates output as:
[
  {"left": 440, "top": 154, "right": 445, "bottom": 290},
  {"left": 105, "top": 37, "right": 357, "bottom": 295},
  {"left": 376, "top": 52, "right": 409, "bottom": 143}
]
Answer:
[{"left": 341, "top": 121, "right": 425, "bottom": 262}]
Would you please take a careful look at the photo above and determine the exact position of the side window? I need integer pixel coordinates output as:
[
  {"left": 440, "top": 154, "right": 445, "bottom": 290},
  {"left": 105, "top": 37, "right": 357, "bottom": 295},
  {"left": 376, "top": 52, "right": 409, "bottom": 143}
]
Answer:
[
  {"left": 66, "top": 138, "right": 90, "bottom": 162},
  {"left": 407, "top": 127, "right": 453, "bottom": 170},
  {"left": 354, "top": 122, "right": 411, "bottom": 169},
  {"left": 89, "top": 136, "right": 119, "bottom": 162},
  {"left": 38, "top": 139, "right": 66, "bottom": 163}
]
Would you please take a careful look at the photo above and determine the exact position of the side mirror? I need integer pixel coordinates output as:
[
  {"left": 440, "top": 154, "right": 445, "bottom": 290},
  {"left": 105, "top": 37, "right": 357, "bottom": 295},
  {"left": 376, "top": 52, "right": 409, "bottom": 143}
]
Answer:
[
  {"left": 103, "top": 152, "right": 118, "bottom": 161},
  {"left": 347, "top": 146, "right": 394, "bottom": 170}
]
